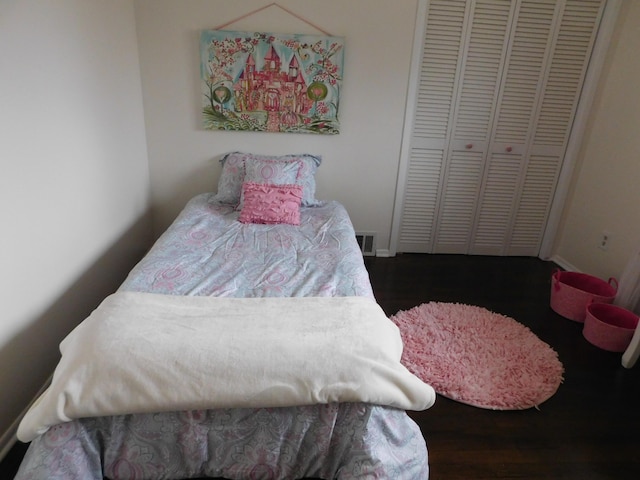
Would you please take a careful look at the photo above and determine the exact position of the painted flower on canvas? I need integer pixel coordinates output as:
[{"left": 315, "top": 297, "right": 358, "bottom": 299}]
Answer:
[{"left": 200, "top": 30, "right": 344, "bottom": 134}]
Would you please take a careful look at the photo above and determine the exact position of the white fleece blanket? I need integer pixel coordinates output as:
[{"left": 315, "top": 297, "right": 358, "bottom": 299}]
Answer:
[{"left": 18, "top": 292, "right": 435, "bottom": 442}]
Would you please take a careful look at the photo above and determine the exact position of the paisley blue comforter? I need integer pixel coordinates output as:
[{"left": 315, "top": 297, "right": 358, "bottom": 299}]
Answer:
[{"left": 15, "top": 194, "right": 429, "bottom": 479}]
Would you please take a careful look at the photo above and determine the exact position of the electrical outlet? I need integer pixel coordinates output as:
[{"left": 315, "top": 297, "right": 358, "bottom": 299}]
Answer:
[{"left": 598, "top": 231, "right": 611, "bottom": 251}]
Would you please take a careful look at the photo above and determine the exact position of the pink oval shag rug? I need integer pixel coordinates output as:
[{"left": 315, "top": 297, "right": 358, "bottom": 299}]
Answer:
[{"left": 390, "top": 302, "right": 564, "bottom": 410}]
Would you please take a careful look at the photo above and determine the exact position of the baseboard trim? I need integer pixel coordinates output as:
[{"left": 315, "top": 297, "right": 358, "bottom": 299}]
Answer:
[
  {"left": 0, "top": 373, "right": 52, "bottom": 463},
  {"left": 549, "top": 255, "right": 580, "bottom": 272},
  {"left": 0, "top": 419, "right": 19, "bottom": 464}
]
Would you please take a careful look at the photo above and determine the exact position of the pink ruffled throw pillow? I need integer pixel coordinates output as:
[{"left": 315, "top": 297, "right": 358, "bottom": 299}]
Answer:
[{"left": 239, "top": 182, "right": 303, "bottom": 225}]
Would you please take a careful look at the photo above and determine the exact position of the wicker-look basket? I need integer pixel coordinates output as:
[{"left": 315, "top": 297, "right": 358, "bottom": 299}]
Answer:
[
  {"left": 550, "top": 270, "right": 617, "bottom": 322},
  {"left": 583, "top": 303, "right": 639, "bottom": 352}
]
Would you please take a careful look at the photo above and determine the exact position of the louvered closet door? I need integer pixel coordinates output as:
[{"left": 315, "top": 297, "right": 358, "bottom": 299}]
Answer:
[
  {"left": 396, "top": 0, "right": 605, "bottom": 255},
  {"left": 507, "top": 0, "right": 605, "bottom": 255},
  {"left": 470, "top": 0, "right": 606, "bottom": 255},
  {"left": 397, "top": 0, "right": 470, "bottom": 253},
  {"left": 433, "top": 0, "right": 516, "bottom": 253}
]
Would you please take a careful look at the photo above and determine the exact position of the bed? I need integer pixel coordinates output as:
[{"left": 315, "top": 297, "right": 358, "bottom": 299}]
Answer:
[{"left": 14, "top": 152, "right": 435, "bottom": 480}]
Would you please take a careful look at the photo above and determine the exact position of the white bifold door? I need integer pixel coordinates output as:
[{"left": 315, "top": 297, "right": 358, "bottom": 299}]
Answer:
[{"left": 394, "top": 0, "right": 607, "bottom": 255}]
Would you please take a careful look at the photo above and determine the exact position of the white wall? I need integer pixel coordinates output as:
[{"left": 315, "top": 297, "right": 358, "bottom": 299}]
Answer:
[
  {"left": 0, "top": 0, "right": 151, "bottom": 449},
  {"left": 134, "top": 0, "right": 419, "bottom": 250},
  {"left": 554, "top": 0, "right": 640, "bottom": 280}
]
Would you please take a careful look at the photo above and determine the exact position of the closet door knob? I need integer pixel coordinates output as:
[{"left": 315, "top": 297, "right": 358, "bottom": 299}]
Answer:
[
  {"left": 466, "top": 143, "right": 473, "bottom": 149},
  {"left": 505, "top": 146, "right": 513, "bottom": 152}
]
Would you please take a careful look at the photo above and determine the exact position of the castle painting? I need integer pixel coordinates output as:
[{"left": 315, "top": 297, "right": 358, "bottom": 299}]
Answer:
[{"left": 200, "top": 30, "right": 344, "bottom": 134}]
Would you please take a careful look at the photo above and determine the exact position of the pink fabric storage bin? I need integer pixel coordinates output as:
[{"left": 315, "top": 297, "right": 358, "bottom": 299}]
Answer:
[
  {"left": 550, "top": 270, "right": 617, "bottom": 322},
  {"left": 583, "top": 303, "right": 639, "bottom": 352}
]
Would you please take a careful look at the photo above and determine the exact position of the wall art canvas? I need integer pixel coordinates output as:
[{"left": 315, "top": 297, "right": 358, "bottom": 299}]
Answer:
[{"left": 201, "top": 30, "right": 344, "bottom": 134}]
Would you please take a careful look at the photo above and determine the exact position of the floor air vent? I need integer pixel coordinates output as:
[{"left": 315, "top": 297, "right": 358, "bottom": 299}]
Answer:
[{"left": 355, "top": 232, "right": 376, "bottom": 256}]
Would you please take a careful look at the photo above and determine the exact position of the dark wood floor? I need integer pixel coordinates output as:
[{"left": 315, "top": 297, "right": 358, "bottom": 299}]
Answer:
[
  {"left": 2, "top": 254, "right": 639, "bottom": 479},
  {"left": 365, "top": 254, "right": 640, "bottom": 480}
]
